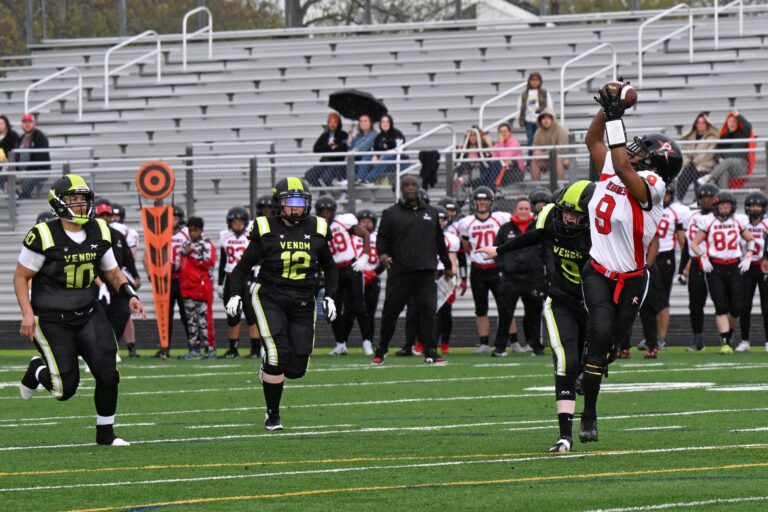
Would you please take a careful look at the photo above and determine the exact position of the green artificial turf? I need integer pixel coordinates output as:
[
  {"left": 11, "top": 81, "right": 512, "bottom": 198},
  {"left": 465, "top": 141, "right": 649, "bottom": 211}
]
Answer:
[{"left": 1, "top": 348, "right": 767, "bottom": 512}]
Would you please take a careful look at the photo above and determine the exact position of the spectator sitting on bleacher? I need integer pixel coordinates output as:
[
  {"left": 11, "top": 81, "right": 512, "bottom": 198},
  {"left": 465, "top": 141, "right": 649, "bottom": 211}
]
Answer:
[
  {"left": 699, "top": 110, "right": 753, "bottom": 189},
  {"left": 531, "top": 107, "right": 569, "bottom": 181},
  {"left": 0, "top": 114, "right": 20, "bottom": 194},
  {"left": 15, "top": 113, "right": 50, "bottom": 199},
  {"left": 456, "top": 127, "right": 495, "bottom": 188},
  {"left": 518, "top": 72, "right": 554, "bottom": 148},
  {"left": 490, "top": 123, "right": 525, "bottom": 186},
  {"left": 344, "top": 114, "right": 378, "bottom": 185},
  {"left": 676, "top": 112, "right": 719, "bottom": 202},
  {"left": 304, "top": 113, "right": 349, "bottom": 187},
  {"left": 358, "top": 114, "right": 405, "bottom": 184}
]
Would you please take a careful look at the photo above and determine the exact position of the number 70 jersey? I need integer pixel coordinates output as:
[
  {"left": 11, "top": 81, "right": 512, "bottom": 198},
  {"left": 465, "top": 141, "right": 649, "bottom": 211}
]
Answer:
[{"left": 588, "top": 169, "right": 665, "bottom": 272}]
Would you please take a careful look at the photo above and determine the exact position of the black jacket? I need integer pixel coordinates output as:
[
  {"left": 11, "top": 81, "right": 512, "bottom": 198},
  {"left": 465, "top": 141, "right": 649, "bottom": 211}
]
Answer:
[
  {"left": 313, "top": 129, "right": 349, "bottom": 162},
  {"left": 495, "top": 218, "right": 547, "bottom": 283},
  {"left": 373, "top": 127, "right": 405, "bottom": 152},
  {"left": 377, "top": 199, "right": 451, "bottom": 275},
  {"left": 16, "top": 129, "right": 50, "bottom": 171},
  {"left": 0, "top": 129, "right": 20, "bottom": 161}
]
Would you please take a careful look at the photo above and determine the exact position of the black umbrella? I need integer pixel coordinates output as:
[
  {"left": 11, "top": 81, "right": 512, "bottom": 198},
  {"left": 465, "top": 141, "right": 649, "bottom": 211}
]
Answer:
[{"left": 328, "top": 89, "right": 388, "bottom": 122}]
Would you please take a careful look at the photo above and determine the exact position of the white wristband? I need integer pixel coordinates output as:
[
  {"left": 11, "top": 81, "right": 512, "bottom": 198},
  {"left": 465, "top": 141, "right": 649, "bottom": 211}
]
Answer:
[{"left": 605, "top": 119, "right": 627, "bottom": 149}]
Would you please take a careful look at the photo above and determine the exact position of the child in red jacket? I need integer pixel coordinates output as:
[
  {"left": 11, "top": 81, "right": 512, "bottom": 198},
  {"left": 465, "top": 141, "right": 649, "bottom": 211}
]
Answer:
[{"left": 179, "top": 216, "right": 217, "bottom": 360}]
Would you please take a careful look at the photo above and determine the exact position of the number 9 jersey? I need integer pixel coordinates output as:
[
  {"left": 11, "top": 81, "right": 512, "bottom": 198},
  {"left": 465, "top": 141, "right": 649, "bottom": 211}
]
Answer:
[{"left": 588, "top": 157, "right": 666, "bottom": 272}]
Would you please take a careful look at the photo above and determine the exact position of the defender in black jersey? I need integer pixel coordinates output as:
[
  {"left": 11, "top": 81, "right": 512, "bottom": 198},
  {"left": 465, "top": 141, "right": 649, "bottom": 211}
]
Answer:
[
  {"left": 479, "top": 180, "right": 594, "bottom": 453},
  {"left": 227, "top": 177, "right": 338, "bottom": 430},
  {"left": 13, "top": 174, "right": 145, "bottom": 446}
]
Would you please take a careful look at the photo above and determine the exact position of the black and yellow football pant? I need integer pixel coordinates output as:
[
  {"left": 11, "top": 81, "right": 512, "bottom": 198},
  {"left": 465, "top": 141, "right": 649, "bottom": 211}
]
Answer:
[
  {"left": 543, "top": 296, "right": 588, "bottom": 401},
  {"left": 33, "top": 303, "right": 120, "bottom": 416},
  {"left": 250, "top": 283, "right": 316, "bottom": 379}
]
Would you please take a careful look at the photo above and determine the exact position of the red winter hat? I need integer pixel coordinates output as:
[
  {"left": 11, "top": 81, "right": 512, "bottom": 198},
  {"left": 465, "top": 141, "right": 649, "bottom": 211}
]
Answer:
[
  {"left": 21, "top": 113, "right": 35, "bottom": 123},
  {"left": 95, "top": 202, "right": 113, "bottom": 216}
]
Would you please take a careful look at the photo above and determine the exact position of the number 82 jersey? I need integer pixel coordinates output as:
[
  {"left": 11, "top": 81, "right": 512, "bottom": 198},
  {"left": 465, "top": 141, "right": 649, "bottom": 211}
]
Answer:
[{"left": 588, "top": 168, "right": 665, "bottom": 272}]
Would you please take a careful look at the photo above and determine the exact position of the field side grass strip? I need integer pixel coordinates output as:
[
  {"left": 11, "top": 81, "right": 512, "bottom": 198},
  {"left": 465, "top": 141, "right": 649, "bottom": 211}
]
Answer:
[{"left": 58, "top": 461, "right": 768, "bottom": 512}]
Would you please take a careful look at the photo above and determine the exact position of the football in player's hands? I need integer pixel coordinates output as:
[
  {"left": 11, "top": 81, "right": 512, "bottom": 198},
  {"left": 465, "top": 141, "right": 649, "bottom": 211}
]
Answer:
[{"left": 601, "top": 80, "right": 638, "bottom": 109}]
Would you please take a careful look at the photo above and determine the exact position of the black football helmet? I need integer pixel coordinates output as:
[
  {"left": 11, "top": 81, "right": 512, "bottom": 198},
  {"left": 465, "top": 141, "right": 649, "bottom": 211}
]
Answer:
[
  {"left": 418, "top": 188, "right": 430, "bottom": 204},
  {"left": 714, "top": 190, "right": 736, "bottom": 219},
  {"left": 173, "top": 205, "right": 185, "bottom": 221},
  {"left": 626, "top": 133, "right": 683, "bottom": 183},
  {"left": 256, "top": 194, "right": 273, "bottom": 216},
  {"left": 356, "top": 208, "right": 377, "bottom": 230},
  {"left": 48, "top": 174, "right": 94, "bottom": 225},
  {"left": 553, "top": 180, "right": 595, "bottom": 238},
  {"left": 529, "top": 187, "right": 552, "bottom": 206},
  {"left": 36, "top": 210, "right": 57, "bottom": 224},
  {"left": 226, "top": 206, "right": 250, "bottom": 232},
  {"left": 472, "top": 186, "right": 494, "bottom": 213},
  {"left": 438, "top": 196, "right": 460, "bottom": 214},
  {"left": 434, "top": 205, "right": 448, "bottom": 221},
  {"left": 697, "top": 183, "right": 719, "bottom": 213},
  {"left": 744, "top": 191, "right": 767, "bottom": 220},
  {"left": 111, "top": 202, "right": 126, "bottom": 222},
  {"left": 315, "top": 196, "right": 337, "bottom": 215},
  {"left": 272, "top": 177, "right": 312, "bottom": 225}
]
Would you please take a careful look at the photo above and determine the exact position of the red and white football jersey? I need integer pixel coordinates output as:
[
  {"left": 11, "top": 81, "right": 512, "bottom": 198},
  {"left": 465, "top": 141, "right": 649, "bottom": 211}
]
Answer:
[
  {"left": 329, "top": 213, "right": 360, "bottom": 265},
  {"left": 219, "top": 229, "right": 249, "bottom": 273},
  {"left": 111, "top": 221, "right": 139, "bottom": 249},
  {"left": 656, "top": 203, "right": 690, "bottom": 253},
  {"left": 696, "top": 213, "right": 746, "bottom": 260},
  {"left": 684, "top": 210, "right": 709, "bottom": 258},
  {"left": 353, "top": 230, "right": 379, "bottom": 271},
  {"left": 457, "top": 211, "right": 512, "bottom": 265},
  {"left": 445, "top": 220, "right": 461, "bottom": 239},
  {"left": 739, "top": 215, "right": 768, "bottom": 262},
  {"left": 171, "top": 226, "right": 190, "bottom": 274},
  {"left": 437, "top": 231, "right": 461, "bottom": 271},
  {"left": 588, "top": 155, "right": 665, "bottom": 272}
]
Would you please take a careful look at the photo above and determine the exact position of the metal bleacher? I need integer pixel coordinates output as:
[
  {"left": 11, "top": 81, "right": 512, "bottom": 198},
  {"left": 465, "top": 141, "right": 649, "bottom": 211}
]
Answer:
[{"left": 1, "top": 6, "right": 767, "bottom": 323}]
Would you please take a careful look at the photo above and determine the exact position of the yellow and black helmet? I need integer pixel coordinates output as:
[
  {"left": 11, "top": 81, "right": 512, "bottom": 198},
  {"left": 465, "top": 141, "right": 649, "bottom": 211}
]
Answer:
[
  {"left": 553, "top": 180, "right": 595, "bottom": 237},
  {"left": 272, "top": 177, "right": 312, "bottom": 225},
  {"left": 48, "top": 174, "right": 94, "bottom": 225}
]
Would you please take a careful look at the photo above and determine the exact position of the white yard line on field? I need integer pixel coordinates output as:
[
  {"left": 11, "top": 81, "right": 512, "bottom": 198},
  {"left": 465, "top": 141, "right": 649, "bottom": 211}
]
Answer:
[
  {"left": 2, "top": 422, "right": 58, "bottom": 428},
  {"left": 623, "top": 426, "right": 684, "bottom": 432},
  {"left": 188, "top": 423, "right": 355, "bottom": 430},
  {"left": 585, "top": 495, "right": 768, "bottom": 512},
  {"left": 730, "top": 427, "right": 768, "bottom": 432},
  {"left": 525, "top": 382, "right": 715, "bottom": 393},
  {"left": 1, "top": 443, "right": 766, "bottom": 494}
]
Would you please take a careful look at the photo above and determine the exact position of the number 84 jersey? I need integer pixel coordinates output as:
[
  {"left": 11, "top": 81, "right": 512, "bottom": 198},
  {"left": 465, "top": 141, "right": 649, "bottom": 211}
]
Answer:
[{"left": 588, "top": 169, "right": 665, "bottom": 272}]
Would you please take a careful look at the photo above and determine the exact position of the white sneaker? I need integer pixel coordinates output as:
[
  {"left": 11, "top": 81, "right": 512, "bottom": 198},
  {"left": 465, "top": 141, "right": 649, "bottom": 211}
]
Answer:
[
  {"left": 697, "top": 174, "right": 711, "bottom": 186},
  {"left": 116, "top": 353, "right": 122, "bottom": 363},
  {"left": 523, "top": 343, "right": 534, "bottom": 353},
  {"left": 362, "top": 340, "right": 374, "bottom": 356},
  {"left": 510, "top": 341, "right": 527, "bottom": 354},
  {"left": 473, "top": 344, "right": 493, "bottom": 354},
  {"left": 329, "top": 342, "right": 348, "bottom": 356},
  {"left": 636, "top": 340, "right": 649, "bottom": 351},
  {"left": 109, "top": 437, "right": 131, "bottom": 446},
  {"left": 735, "top": 340, "right": 751, "bottom": 353}
]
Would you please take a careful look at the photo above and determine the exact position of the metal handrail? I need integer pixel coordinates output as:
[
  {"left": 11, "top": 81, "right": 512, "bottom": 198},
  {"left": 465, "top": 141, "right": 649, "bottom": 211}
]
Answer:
[
  {"left": 714, "top": 0, "right": 744, "bottom": 50},
  {"left": 182, "top": 6, "right": 213, "bottom": 71},
  {"left": 559, "top": 43, "right": 616, "bottom": 125},
  {"left": 478, "top": 82, "right": 527, "bottom": 131},
  {"left": 24, "top": 66, "right": 83, "bottom": 121},
  {"left": 394, "top": 123, "right": 456, "bottom": 199},
  {"left": 104, "top": 30, "right": 162, "bottom": 107},
  {"left": 637, "top": 3, "right": 694, "bottom": 88}
]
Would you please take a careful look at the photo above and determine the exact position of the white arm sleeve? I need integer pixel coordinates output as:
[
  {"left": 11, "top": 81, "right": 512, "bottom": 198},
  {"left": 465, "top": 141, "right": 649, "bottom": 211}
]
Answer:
[
  {"left": 18, "top": 247, "right": 46, "bottom": 272},
  {"left": 100, "top": 248, "right": 118, "bottom": 271}
]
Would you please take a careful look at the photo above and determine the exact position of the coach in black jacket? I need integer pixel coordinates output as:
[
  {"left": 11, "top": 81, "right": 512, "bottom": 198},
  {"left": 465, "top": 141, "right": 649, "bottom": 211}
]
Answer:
[
  {"left": 494, "top": 197, "right": 547, "bottom": 355},
  {"left": 373, "top": 175, "right": 453, "bottom": 364}
]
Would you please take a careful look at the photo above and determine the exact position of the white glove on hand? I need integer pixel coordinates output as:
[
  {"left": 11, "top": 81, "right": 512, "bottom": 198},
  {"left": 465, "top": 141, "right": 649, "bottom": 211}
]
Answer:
[
  {"left": 98, "top": 283, "right": 111, "bottom": 305},
  {"left": 352, "top": 253, "right": 369, "bottom": 272},
  {"left": 739, "top": 257, "right": 752, "bottom": 273},
  {"left": 217, "top": 285, "right": 224, "bottom": 299},
  {"left": 322, "top": 297, "right": 337, "bottom": 322},
  {"left": 226, "top": 295, "right": 242, "bottom": 317},
  {"left": 700, "top": 255, "right": 713, "bottom": 273}
]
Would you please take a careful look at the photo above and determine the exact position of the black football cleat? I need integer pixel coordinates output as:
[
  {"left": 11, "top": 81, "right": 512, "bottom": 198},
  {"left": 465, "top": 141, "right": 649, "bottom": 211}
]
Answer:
[
  {"left": 222, "top": 349, "right": 240, "bottom": 359},
  {"left": 395, "top": 347, "right": 414, "bottom": 357},
  {"left": 20, "top": 357, "right": 45, "bottom": 400},
  {"left": 265, "top": 412, "right": 283, "bottom": 431},
  {"left": 579, "top": 415, "right": 598, "bottom": 443},
  {"left": 548, "top": 436, "right": 573, "bottom": 453}
]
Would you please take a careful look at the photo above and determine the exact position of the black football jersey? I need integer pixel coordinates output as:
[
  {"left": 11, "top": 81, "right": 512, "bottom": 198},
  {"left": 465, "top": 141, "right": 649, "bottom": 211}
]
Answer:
[
  {"left": 236, "top": 215, "right": 334, "bottom": 293},
  {"left": 535, "top": 204, "right": 591, "bottom": 303},
  {"left": 23, "top": 218, "right": 113, "bottom": 313}
]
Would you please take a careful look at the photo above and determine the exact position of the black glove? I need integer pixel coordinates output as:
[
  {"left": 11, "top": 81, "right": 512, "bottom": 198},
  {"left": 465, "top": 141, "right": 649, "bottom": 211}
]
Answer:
[{"left": 594, "top": 88, "right": 625, "bottom": 121}]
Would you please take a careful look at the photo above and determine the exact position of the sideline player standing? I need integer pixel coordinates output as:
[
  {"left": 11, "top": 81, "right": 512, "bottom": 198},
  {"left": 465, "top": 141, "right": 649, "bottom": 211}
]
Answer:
[
  {"left": 346, "top": 209, "right": 381, "bottom": 352},
  {"left": 737, "top": 192, "right": 768, "bottom": 352},
  {"left": 457, "top": 187, "right": 512, "bottom": 353},
  {"left": 110, "top": 203, "right": 142, "bottom": 357},
  {"left": 218, "top": 206, "right": 262, "bottom": 359},
  {"left": 582, "top": 82, "right": 682, "bottom": 443},
  {"left": 315, "top": 196, "right": 372, "bottom": 356},
  {"left": 226, "top": 177, "right": 338, "bottom": 430},
  {"left": 691, "top": 191, "right": 755, "bottom": 354},
  {"left": 480, "top": 180, "right": 595, "bottom": 453},
  {"left": 14, "top": 174, "right": 146, "bottom": 445},
  {"left": 680, "top": 184, "right": 719, "bottom": 351}
]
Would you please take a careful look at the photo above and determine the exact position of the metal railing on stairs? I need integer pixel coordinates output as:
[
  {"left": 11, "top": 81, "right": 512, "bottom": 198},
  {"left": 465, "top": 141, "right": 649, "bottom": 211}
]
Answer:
[
  {"left": 182, "top": 6, "right": 213, "bottom": 71},
  {"left": 714, "top": 0, "right": 744, "bottom": 50},
  {"left": 24, "top": 66, "right": 83, "bottom": 120},
  {"left": 104, "top": 30, "right": 162, "bottom": 107},
  {"left": 559, "top": 43, "right": 617, "bottom": 126},
  {"left": 637, "top": 3, "right": 694, "bottom": 88}
]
